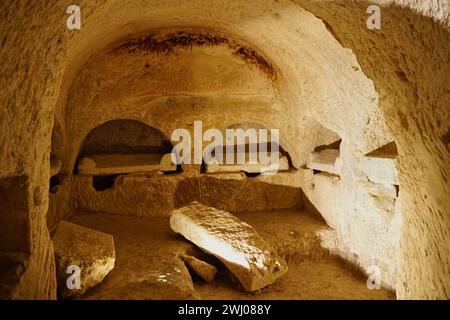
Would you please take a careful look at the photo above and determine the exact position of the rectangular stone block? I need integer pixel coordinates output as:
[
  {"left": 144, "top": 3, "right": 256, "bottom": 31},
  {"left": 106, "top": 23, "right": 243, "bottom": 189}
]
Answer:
[
  {"left": 307, "top": 149, "right": 340, "bottom": 175},
  {"left": 181, "top": 254, "right": 218, "bottom": 283},
  {"left": 363, "top": 143, "right": 398, "bottom": 185},
  {"left": 50, "top": 158, "right": 62, "bottom": 177},
  {"left": 77, "top": 153, "right": 176, "bottom": 175},
  {"left": 205, "top": 155, "right": 289, "bottom": 174},
  {"left": 363, "top": 156, "right": 398, "bottom": 185},
  {"left": 170, "top": 202, "right": 287, "bottom": 291}
]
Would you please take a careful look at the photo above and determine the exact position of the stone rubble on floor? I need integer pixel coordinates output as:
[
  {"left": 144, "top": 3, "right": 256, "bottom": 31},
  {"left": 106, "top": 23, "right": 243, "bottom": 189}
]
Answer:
[
  {"left": 170, "top": 201, "right": 288, "bottom": 291},
  {"left": 181, "top": 254, "right": 218, "bottom": 283},
  {"left": 52, "top": 221, "right": 115, "bottom": 298}
]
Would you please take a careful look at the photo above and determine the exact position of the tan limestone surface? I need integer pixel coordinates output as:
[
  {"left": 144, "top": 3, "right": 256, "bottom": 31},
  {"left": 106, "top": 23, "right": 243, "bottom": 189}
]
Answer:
[
  {"left": 53, "top": 221, "right": 115, "bottom": 298},
  {"left": 170, "top": 202, "right": 288, "bottom": 291},
  {"left": 0, "top": 0, "right": 448, "bottom": 299},
  {"left": 68, "top": 209, "right": 394, "bottom": 299}
]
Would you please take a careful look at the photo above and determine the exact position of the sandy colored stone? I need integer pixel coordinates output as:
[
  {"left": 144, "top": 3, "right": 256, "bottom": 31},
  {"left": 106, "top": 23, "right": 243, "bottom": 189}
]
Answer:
[
  {"left": 362, "top": 143, "right": 399, "bottom": 185},
  {"left": 307, "top": 149, "right": 340, "bottom": 175},
  {"left": 299, "top": 142, "right": 401, "bottom": 290},
  {"left": 1, "top": 0, "right": 449, "bottom": 300},
  {"left": 78, "top": 154, "right": 164, "bottom": 175},
  {"left": 181, "top": 255, "right": 218, "bottom": 283},
  {"left": 206, "top": 155, "right": 289, "bottom": 174},
  {"left": 50, "top": 158, "right": 62, "bottom": 177},
  {"left": 67, "top": 214, "right": 199, "bottom": 300},
  {"left": 174, "top": 174, "right": 303, "bottom": 214},
  {"left": 170, "top": 202, "right": 288, "bottom": 292},
  {"left": 72, "top": 173, "right": 303, "bottom": 218},
  {"left": 363, "top": 157, "right": 399, "bottom": 185},
  {"left": 70, "top": 210, "right": 394, "bottom": 300},
  {"left": 53, "top": 221, "right": 115, "bottom": 298},
  {"left": 160, "top": 153, "right": 177, "bottom": 172}
]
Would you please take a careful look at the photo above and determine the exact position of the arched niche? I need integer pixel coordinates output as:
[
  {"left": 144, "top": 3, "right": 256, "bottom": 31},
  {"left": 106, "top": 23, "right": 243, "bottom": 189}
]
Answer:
[
  {"left": 201, "top": 122, "right": 296, "bottom": 175},
  {"left": 74, "top": 119, "right": 179, "bottom": 178}
]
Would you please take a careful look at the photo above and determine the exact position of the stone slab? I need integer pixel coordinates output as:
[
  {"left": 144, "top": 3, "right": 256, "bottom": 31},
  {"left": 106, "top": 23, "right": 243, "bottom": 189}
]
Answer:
[
  {"left": 78, "top": 153, "right": 176, "bottom": 175},
  {"left": 170, "top": 202, "right": 287, "bottom": 291}
]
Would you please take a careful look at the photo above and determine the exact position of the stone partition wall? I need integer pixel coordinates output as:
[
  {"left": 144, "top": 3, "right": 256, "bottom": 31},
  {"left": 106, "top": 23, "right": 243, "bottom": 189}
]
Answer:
[{"left": 72, "top": 172, "right": 304, "bottom": 217}]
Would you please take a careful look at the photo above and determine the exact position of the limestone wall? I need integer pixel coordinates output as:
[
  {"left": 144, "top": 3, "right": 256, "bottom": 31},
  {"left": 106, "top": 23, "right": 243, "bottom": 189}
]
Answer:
[
  {"left": 1, "top": 0, "right": 448, "bottom": 299},
  {"left": 72, "top": 172, "right": 303, "bottom": 217}
]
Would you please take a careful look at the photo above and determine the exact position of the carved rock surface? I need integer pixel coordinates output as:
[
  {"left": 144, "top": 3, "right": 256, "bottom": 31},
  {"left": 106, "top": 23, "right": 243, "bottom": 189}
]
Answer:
[
  {"left": 307, "top": 149, "right": 340, "bottom": 175},
  {"left": 77, "top": 153, "right": 174, "bottom": 175},
  {"left": 53, "top": 221, "right": 115, "bottom": 298},
  {"left": 170, "top": 202, "right": 288, "bottom": 291}
]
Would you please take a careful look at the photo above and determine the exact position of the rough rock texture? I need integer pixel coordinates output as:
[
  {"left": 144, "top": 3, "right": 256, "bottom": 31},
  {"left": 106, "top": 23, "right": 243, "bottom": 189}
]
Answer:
[
  {"left": 181, "top": 255, "right": 218, "bottom": 283},
  {"left": 298, "top": 0, "right": 450, "bottom": 300},
  {"left": 363, "top": 156, "right": 399, "bottom": 185},
  {"left": 47, "top": 175, "right": 72, "bottom": 234},
  {"left": 170, "top": 202, "right": 288, "bottom": 291},
  {"left": 80, "top": 119, "right": 169, "bottom": 155},
  {"left": 50, "top": 159, "right": 62, "bottom": 177},
  {"left": 160, "top": 153, "right": 177, "bottom": 172},
  {"left": 307, "top": 149, "right": 340, "bottom": 175},
  {"left": 72, "top": 172, "right": 303, "bottom": 217},
  {"left": 174, "top": 174, "right": 303, "bottom": 213},
  {"left": 300, "top": 141, "right": 402, "bottom": 290},
  {"left": 0, "top": 176, "right": 57, "bottom": 299},
  {"left": 71, "top": 210, "right": 394, "bottom": 299},
  {"left": 53, "top": 221, "right": 115, "bottom": 298},
  {"left": 0, "top": 0, "right": 449, "bottom": 299},
  {"left": 70, "top": 214, "right": 199, "bottom": 300},
  {"left": 77, "top": 154, "right": 171, "bottom": 175},
  {"left": 362, "top": 142, "right": 399, "bottom": 185},
  {"left": 205, "top": 156, "right": 289, "bottom": 173}
]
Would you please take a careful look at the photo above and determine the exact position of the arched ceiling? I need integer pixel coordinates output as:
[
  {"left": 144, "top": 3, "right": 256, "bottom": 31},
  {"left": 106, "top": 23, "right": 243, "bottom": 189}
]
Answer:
[
  {"left": 0, "top": 0, "right": 448, "bottom": 299},
  {"left": 60, "top": 12, "right": 391, "bottom": 171}
]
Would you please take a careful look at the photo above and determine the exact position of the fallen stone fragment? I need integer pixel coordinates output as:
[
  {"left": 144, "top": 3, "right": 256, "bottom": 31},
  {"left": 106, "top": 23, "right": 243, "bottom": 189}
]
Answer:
[
  {"left": 170, "top": 202, "right": 288, "bottom": 291},
  {"left": 181, "top": 254, "right": 218, "bottom": 283},
  {"left": 53, "top": 221, "right": 115, "bottom": 298}
]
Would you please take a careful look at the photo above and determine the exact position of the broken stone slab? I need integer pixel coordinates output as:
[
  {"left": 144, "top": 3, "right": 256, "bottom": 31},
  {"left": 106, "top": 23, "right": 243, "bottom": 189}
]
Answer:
[
  {"left": 170, "top": 202, "right": 288, "bottom": 291},
  {"left": 205, "top": 155, "right": 289, "bottom": 174},
  {"left": 307, "top": 149, "right": 340, "bottom": 175},
  {"left": 53, "top": 221, "right": 115, "bottom": 298},
  {"left": 77, "top": 153, "right": 176, "bottom": 175},
  {"left": 181, "top": 254, "right": 218, "bottom": 283}
]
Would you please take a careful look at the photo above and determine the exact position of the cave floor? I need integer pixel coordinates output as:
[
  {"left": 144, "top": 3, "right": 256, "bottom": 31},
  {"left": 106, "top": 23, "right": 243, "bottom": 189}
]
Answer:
[{"left": 68, "top": 209, "right": 395, "bottom": 300}]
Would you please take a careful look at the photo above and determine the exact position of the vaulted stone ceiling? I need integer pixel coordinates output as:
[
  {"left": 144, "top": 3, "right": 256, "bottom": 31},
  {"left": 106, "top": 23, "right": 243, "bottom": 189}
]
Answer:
[{"left": 0, "top": 0, "right": 448, "bottom": 299}]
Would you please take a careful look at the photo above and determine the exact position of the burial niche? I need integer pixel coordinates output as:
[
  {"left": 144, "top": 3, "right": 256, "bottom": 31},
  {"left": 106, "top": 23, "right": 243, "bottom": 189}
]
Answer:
[{"left": 75, "top": 120, "right": 179, "bottom": 190}]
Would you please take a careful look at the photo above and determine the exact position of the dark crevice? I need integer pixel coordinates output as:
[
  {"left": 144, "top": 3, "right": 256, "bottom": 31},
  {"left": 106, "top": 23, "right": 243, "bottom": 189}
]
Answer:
[
  {"left": 49, "top": 175, "right": 62, "bottom": 194},
  {"left": 244, "top": 172, "right": 261, "bottom": 178},
  {"left": 92, "top": 175, "right": 118, "bottom": 191}
]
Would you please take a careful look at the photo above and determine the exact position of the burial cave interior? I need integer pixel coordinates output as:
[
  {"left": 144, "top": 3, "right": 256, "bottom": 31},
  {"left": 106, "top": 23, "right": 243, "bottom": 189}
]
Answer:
[{"left": 0, "top": 0, "right": 449, "bottom": 300}]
